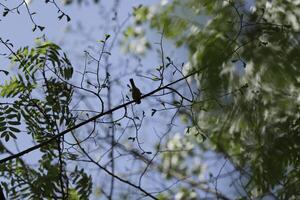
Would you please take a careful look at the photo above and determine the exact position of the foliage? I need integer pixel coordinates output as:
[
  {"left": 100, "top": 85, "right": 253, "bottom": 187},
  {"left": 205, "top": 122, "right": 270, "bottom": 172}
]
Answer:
[
  {"left": 127, "top": 0, "right": 300, "bottom": 199},
  {"left": 1, "top": 0, "right": 300, "bottom": 199},
  {"left": 0, "top": 41, "right": 91, "bottom": 199}
]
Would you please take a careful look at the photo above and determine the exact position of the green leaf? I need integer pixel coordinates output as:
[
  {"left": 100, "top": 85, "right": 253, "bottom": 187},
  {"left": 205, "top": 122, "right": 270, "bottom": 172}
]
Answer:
[
  {"left": 9, "top": 131, "right": 17, "bottom": 139},
  {"left": 8, "top": 127, "right": 21, "bottom": 132},
  {"left": 0, "top": 126, "right": 7, "bottom": 132},
  {"left": 7, "top": 121, "right": 21, "bottom": 125}
]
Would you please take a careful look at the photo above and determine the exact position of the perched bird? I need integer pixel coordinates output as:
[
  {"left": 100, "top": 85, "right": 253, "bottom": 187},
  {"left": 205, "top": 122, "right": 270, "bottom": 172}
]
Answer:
[{"left": 130, "top": 78, "right": 142, "bottom": 104}]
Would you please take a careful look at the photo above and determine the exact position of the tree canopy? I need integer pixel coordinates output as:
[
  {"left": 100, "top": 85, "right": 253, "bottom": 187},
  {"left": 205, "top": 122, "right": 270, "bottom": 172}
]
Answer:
[
  {"left": 126, "top": 0, "right": 300, "bottom": 199},
  {"left": 0, "top": 0, "right": 299, "bottom": 199}
]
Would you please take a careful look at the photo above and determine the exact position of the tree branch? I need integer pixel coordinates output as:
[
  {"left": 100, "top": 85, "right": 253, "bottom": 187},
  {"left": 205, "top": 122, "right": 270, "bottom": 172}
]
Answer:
[{"left": 0, "top": 69, "right": 201, "bottom": 164}]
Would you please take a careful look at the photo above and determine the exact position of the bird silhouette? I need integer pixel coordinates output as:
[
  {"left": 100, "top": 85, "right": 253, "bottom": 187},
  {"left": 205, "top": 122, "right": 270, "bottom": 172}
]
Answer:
[{"left": 130, "top": 78, "right": 142, "bottom": 104}]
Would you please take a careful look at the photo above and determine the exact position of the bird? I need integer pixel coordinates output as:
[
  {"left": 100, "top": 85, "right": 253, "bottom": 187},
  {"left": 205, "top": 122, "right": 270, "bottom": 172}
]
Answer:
[{"left": 130, "top": 78, "right": 142, "bottom": 104}]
